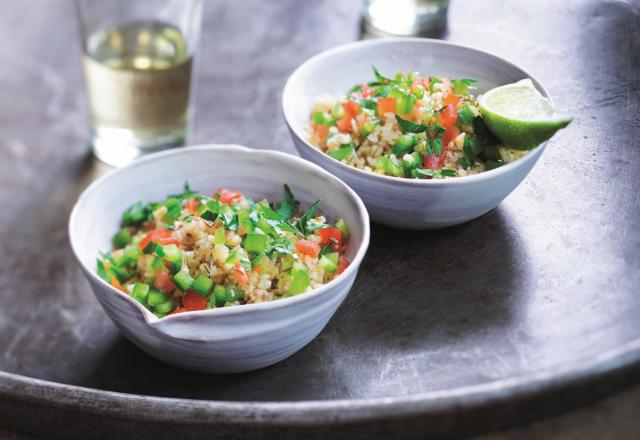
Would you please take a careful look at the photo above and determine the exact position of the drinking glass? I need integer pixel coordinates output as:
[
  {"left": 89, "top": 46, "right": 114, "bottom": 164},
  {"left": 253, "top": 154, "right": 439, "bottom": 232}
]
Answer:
[
  {"left": 75, "top": 0, "right": 203, "bottom": 166},
  {"left": 362, "top": 0, "right": 449, "bottom": 37}
]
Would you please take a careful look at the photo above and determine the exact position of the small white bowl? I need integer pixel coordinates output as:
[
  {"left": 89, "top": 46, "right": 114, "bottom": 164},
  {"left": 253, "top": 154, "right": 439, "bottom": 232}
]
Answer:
[
  {"left": 283, "top": 38, "right": 551, "bottom": 229},
  {"left": 69, "top": 145, "right": 370, "bottom": 373}
]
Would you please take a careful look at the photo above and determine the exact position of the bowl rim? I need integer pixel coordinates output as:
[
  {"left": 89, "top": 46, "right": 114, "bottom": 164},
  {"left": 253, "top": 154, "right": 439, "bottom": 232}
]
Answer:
[
  {"left": 282, "top": 37, "right": 553, "bottom": 188},
  {"left": 68, "top": 144, "right": 370, "bottom": 323}
]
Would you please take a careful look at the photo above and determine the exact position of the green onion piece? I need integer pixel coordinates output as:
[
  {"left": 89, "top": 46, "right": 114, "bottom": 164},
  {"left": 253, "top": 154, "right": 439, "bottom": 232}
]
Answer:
[
  {"left": 335, "top": 218, "right": 349, "bottom": 239},
  {"left": 131, "top": 283, "right": 150, "bottom": 304},
  {"left": 412, "top": 85, "right": 425, "bottom": 99},
  {"left": 288, "top": 263, "right": 310, "bottom": 295},
  {"left": 244, "top": 233, "right": 269, "bottom": 253},
  {"left": 147, "top": 289, "right": 169, "bottom": 306},
  {"left": 112, "top": 228, "right": 132, "bottom": 249},
  {"left": 191, "top": 274, "right": 213, "bottom": 296},
  {"left": 173, "top": 269, "right": 194, "bottom": 292}
]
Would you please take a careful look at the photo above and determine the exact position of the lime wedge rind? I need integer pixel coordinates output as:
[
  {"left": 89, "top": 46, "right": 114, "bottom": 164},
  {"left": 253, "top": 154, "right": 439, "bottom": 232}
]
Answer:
[{"left": 478, "top": 79, "right": 572, "bottom": 150}]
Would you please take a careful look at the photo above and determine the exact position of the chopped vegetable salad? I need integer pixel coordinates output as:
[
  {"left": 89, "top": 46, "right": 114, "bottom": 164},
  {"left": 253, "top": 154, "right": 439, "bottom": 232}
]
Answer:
[
  {"left": 98, "top": 184, "right": 350, "bottom": 318},
  {"left": 307, "top": 66, "right": 526, "bottom": 178}
]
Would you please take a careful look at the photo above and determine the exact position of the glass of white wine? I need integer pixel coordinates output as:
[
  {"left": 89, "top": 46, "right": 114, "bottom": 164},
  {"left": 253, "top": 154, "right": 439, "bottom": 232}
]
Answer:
[
  {"left": 362, "top": 0, "right": 449, "bottom": 37},
  {"left": 75, "top": 0, "right": 203, "bottom": 166}
]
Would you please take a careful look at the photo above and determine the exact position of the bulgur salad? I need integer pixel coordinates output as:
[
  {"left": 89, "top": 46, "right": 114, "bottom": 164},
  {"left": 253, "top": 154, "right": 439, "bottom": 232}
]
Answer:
[
  {"left": 307, "top": 66, "right": 526, "bottom": 179},
  {"left": 97, "top": 184, "right": 350, "bottom": 318}
]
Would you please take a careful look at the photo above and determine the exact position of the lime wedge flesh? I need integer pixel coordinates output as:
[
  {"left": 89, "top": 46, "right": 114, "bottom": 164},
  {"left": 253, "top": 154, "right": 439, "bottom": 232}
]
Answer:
[{"left": 478, "top": 79, "right": 572, "bottom": 150}]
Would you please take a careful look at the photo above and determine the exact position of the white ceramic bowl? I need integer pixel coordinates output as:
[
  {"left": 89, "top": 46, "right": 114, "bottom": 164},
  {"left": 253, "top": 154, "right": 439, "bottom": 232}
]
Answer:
[
  {"left": 69, "top": 145, "right": 370, "bottom": 373},
  {"left": 283, "top": 38, "right": 552, "bottom": 229}
]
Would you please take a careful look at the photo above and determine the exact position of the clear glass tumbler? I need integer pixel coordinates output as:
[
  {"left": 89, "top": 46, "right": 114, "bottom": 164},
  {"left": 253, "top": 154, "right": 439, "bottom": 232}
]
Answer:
[
  {"left": 363, "top": 0, "right": 449, "bottom": 37},
  {"left": 75, "top": 0, "right": 203, "bottom": 166}
]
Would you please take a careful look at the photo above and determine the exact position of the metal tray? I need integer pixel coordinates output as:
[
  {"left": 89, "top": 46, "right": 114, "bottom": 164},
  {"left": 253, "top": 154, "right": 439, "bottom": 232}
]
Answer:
[{"left": 1, "top": 0, "right": 639, "bottom": 438}]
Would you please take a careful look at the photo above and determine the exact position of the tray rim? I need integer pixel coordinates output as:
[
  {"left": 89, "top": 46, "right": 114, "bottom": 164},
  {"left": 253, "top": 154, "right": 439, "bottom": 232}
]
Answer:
[{"left": 2, "top": 337, "right": 640, "bottom": 426}]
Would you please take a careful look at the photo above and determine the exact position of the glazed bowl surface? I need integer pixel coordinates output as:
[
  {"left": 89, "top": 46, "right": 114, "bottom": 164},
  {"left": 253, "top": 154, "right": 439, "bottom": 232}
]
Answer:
[
  {"left": 69, "top": 144, "right": 370, "bottom": 373},
  {"left": 283, "top": 38, "right": 550, "bottom": 229}
]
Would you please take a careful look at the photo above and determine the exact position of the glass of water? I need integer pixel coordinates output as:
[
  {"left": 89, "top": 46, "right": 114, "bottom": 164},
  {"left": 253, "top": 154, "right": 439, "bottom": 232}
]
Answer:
[
  {"left": 362, "top": 0, "right": 449, "bottom": 37},
  {"left": 75, "top": 0, "right": 203, "bottom": 166}
]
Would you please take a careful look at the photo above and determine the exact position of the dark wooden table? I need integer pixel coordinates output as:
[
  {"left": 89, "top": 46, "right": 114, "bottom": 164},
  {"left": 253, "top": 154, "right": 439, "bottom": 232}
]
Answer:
[{"left": 0, "top": 0, "right": 639, "bottom": 438}]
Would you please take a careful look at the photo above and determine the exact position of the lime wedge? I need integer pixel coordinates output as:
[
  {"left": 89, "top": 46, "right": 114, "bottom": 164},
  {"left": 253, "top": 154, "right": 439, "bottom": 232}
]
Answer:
[{"left": 478, "top": 79, "right": 572, "bottom": 150}]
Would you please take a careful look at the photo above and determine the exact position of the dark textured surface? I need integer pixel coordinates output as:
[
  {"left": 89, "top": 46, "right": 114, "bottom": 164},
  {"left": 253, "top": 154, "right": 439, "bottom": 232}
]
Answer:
[{"left": 0, "top": 0, "right": 639, "bottom": 438}]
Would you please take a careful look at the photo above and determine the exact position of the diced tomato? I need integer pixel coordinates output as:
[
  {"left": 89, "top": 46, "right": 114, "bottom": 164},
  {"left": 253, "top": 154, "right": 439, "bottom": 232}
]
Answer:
[
  {"left": 233, "top": 264, "right": 250, "bottom": 286},
  {"left": 361, "top": 83, "right": 375, "bottom": 99},
  {"left": 317, "top": 227, "right": 342, "bottom": 251},
  {"left": 184, "top": 198, "right": 199, "bottom": 214},
  {"left": 214, "top": 189, "right": 243, "bottom": 205},
  {"left": 343, "top": 100, "right": 361, "bottom": 118},
  {"left": 182, "top": 290, "right": 208, "bottom": 311},
  {"left": 139, "top": 228, "right": 175, "bottom": 250},
  {"left": 154, "top": 268, "right": 177, "bottom": 294},
  {"left": 443, "top": 126, "right": 459, "bottom": 147},
  {"left": 313, "top": 124, "right": 329, "bottom": 140},
  {"left": 110, "top": 277, "right": 125, "bottom": 292},
  {"left": 441, "top": 77, "right": 453, "bottom": 94},
  {"left": 169, "top": 307, "right": 187, "bottom": 315},
  {"left": 443, "top": 93, "right": 460, "bottom": 107},
  {"left": 440, "top": 103, "right": 458, "bottom": 127},
  {"left": 411, "top": 106, "right": 422, "bottom": 122},
  {"left": 423, "top": 154, "right": 441, "bottom": 170},
  {"left": 336, "top": 116, "right": 352, "bottom": 133},
  {"left": 411, "top": 77, "right": 430, "bottom": 90},
  {"left": 295, "top": 239, "right": 321, "bottom": 258},
  {"left": 336, "top": 255, "right": 350, "bottom": 275},
  {"left": 377, "top": 97, "right": 397, "bottom": 116}
]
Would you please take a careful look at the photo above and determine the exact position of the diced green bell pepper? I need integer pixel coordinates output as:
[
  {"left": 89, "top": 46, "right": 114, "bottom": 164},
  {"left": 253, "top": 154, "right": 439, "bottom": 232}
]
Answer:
[
  {"left": 335, "top": 218, "right": 349, "bottom": 239},
  {"left": 147, "top": 289, "right": 169, "bottom": 306},
  {"left": 154, "top": 300, "right": 175, "bottom": 314},
  {"left": 391, "top": 134, "right": 418, "bottom": 155},
  {"left": 328, "top": 143, "right": 355, "bottom": 161},
  {"left": 288, "top": 263, "right": 310, "bottom": 295},
  {"left": 191, "top": 274, "right": 213, "bottom": 296},
  {"left": 376, "top": 155, "right": 404, "bottom": 177},
  {"left": 319, "top": 254, "right": 337, "bottom": 272},
  {"left": 112, "top": 228, "right": 131, "bottom": 249},
  {"left": 213, "top": 285, "right": 227, "bottom": 306},
  {"left": 131, "top": 283, "right": 150, "bottom": 304},
  {"left": 244, "top": 233, "right": 269, "bottom": 253},
  {"left": 173, "top": 268, "right": 194, "bottom": 291}
]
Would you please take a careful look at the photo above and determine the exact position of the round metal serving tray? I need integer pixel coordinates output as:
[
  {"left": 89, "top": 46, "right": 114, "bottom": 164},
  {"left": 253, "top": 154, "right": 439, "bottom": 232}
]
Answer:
[{"left": 1, "top": 0, "right": 639, "bottom": 438}]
